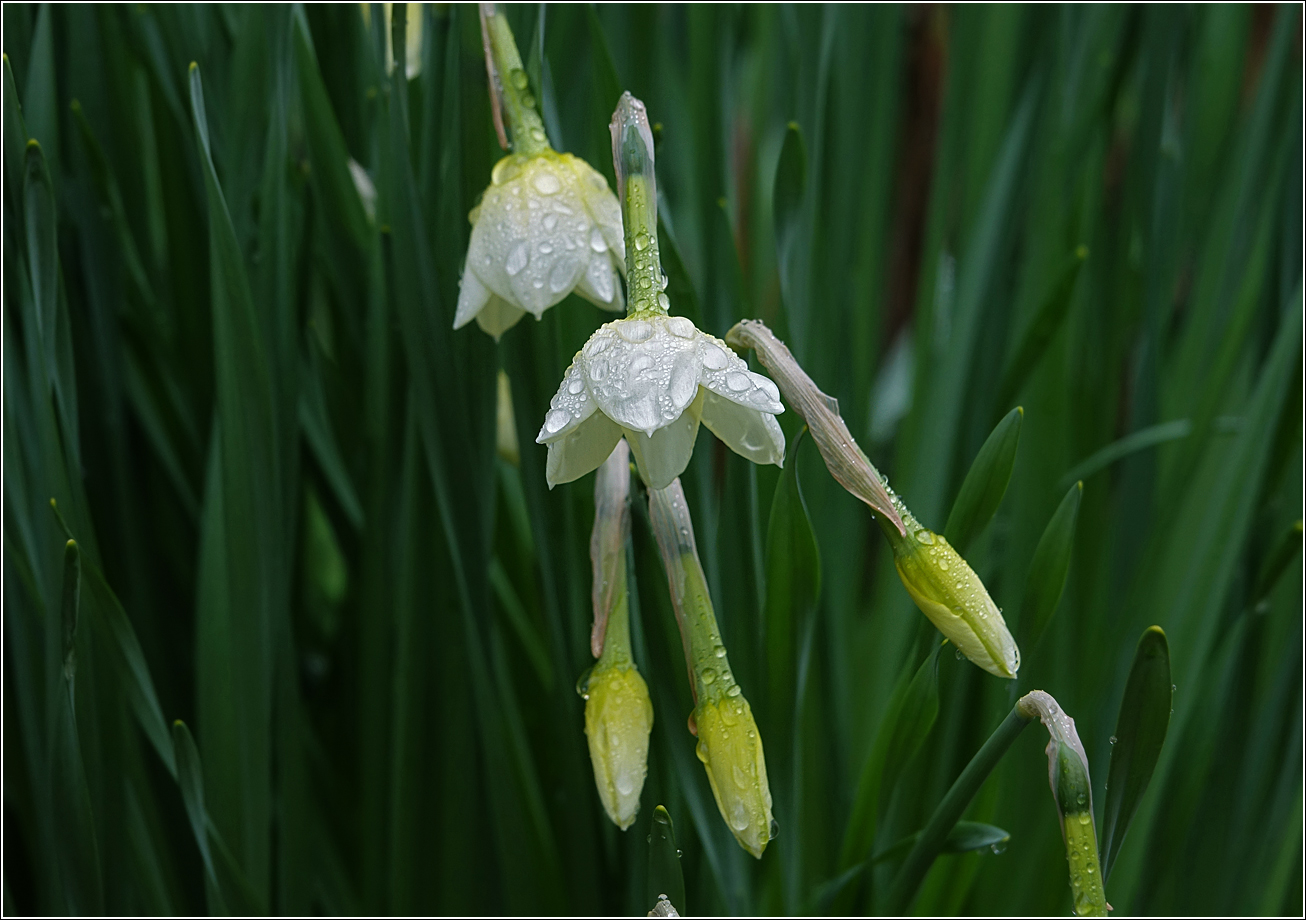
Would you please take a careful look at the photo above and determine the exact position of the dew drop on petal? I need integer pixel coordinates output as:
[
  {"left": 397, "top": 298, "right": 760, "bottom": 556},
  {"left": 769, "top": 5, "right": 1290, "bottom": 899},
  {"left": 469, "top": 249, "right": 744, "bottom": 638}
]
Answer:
[
  {"left": 543, "top": 213, "right": 558, "bottom": 231},
  {"left": 544, "top": 409, "right": 569, "bottom": 434},
  {"left": 590, "top": 226, "right": 608, "bottom": 252},
  {"left": 726, "top": 372, "right": 752, "bottom": 392},
  {"left": 549, "top": 259, "right": 574, "bottom": 293},
  {"left": 702, "top": 343, "right": 729, "bottom": 370},
  {"left": 619, "top": 320, "right": 653, "bottom": 343},
  {"left": 667, "top": 316, "right": 695, "bottom": 338},
  {"left": 506, "top": 241, "right": 530, "bottom": 276},
  {"left": 567, "top": 377, "right": 584, "bottom": 395},
  {"left": 533, "top": 171, "right": 561, "bottom": 195}
]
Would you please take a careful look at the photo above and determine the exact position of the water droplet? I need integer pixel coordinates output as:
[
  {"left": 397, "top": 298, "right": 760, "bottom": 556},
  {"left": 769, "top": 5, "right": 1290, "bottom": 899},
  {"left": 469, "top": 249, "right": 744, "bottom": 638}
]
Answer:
[
  {"left": 590, "top": 226, "right": 608, "bottom": 252},
  {"left": 543, "top": 213, "right": 558, "bottom": 231},
  {"left": 634, "top": 234, "right": 648, "bottom": 251},
  {"left": 590, "top": 358, "right": 609, "bottom": 382},
  {"left": 769, "top": 818, "right": 780, "bottom": 840},
  {"left": 990, "top": 840, "right": 1008, "bottom": 855},
  {"left": 955, "top": 648, "right": 966, "bottom": 661},
  {"left": 702, "top": 344, "right": 729, "bottom": 370},
  {"left": 938, "top": 558, "right": 950, "bottom": 571},
  {"left": 544, "top": 409, "right": 569, "bottom": 434},
  {"left": 505, "top": 241, "right": 530, "bottom": 276},
  {"left": 701, "top": 668, "right": 717, "bottom": 685},
  {"left": 1078, "top": 813, "right": 1090, "bottom": 825},
  {"left": 726, "top": 684, "right": 742, "bottom": 697},
  {"left": 916, "top": 530, "right": 934, "bottom": 544},
  {"left": 619, "top": 320, "right": 654, "bottom": 343},
  {"left": 549, "top": 258, "right": 574, "bottom": 293},
  {"left": 658, "top": 292, "right": 671, "bottom": 311},
  {"left": 1108, "top": 736, "right": 1117, "bottom": 745},
  {"left": 539, "top": 242, "right": 554, "bottom": 254},
  {"left": 531, "top": 127, "right": 546, "bottom": 143},
  {"left": 575, "top": 666, "right": 593, "bottom": 699},
  {"left": 714, "top": 645, "right": 727, "bottom": 658},
  {"left": 521, "top": 92, "right": 536, "bottom": 109},
  {"left": 511, "top": 70, "right": 530, "bottom": 90},
  {"left": 533, "top": 171, "right": 561, "bottom": 195},
  {"left": 726, "top": 372, "right": 751, "bottom": 392},
  {"left": 567, "top": 377, "right": 584, "bottom": 395}
]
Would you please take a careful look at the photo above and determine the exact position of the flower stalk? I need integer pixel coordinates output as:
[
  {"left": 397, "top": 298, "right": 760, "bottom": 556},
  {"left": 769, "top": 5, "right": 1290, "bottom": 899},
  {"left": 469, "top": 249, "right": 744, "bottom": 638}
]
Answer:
[
  {"left": 581, "top": 442, "right": 652, "bottom": 831},
  {"left": 610, "top": 93, "right": 666, "bottom": 316},
  {"left": 479, "top": 4, "right": 549, "bottom": 156},
  {"left": 648, "top": 478, "right": 775, "bottom": 858}
]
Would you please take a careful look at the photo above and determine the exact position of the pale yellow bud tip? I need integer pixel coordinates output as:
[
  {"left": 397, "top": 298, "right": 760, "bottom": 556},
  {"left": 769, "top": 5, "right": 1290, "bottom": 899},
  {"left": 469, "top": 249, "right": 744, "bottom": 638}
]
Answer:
[
  {"left": 694, "top": 693, "right": 775, "bottom": 858},
  {"left": 893, "top": 526, "right": 1020, "bottom": 679},
  {"left": 584, "top": 664, "right": 653, "bottom": 830}
]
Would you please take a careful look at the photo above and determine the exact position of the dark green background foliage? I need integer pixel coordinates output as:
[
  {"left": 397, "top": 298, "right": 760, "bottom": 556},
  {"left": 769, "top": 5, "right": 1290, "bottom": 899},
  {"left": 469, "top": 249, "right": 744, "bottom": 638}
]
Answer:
[{"left": 3, "top": 3, "right": 1302, "bottom": 915}]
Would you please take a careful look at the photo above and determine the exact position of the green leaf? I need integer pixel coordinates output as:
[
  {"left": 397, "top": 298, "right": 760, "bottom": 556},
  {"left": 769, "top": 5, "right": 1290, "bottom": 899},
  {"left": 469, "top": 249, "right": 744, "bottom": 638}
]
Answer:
[
  {"left": 879, "top": 642, "right": 943, "bottom": 825},
  {"left": 764, "top": 428, "right": 822, "bottom": 713},
  {"left": 293, "top": 10, "right": 373, "bottom": 251},
  {"left": 1100, "top": 626, "right": 1172, "bottom": 882},
  {"left": 647, "top": 805, "right": 686, "bottom": 915},
  {"left": 944, "top": 406, "right": 1023, "bottom": 554},
  {"left": 995, "top": 246, "right": 1087, "bottom": 412},
  {"left": 1058, "top": 419, "right": 1193, "bottom": 492},
  {"left": 52, "top": 539, "right": 103, "bottom": 916},
  {"left": 171, "top": 720, "right": 219, "bottom": 895},
  {"left": 773, "top": 121, "right": 808, "bottom": 341},
  {"left": 1018, "top": 481, "right": 1083, "bottom": 648},
  {"left": 1252, "top": 519, "right": 1303, "bottom": 602},
  {"left": 874, "top": 821, "right": 1011, "bottom": 864}
]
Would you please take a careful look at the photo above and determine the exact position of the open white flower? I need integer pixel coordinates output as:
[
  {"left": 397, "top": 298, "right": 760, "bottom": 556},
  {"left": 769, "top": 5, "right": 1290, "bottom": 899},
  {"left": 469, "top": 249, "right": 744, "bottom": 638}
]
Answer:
[
  {"left": 536, "top": 313, "right": 785, "bottom": 489},
  {"left": 454, "top": 151, "right": 625, "bottom": 339}
]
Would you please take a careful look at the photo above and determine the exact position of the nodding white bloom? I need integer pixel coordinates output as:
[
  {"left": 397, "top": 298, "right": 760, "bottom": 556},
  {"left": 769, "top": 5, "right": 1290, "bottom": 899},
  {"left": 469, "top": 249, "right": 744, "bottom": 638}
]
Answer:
[
  {"left": 538, "top": 314, "right": 785, "bottom": 489},
  {"left": 536, "top": 92, "right": 784, "bottom": 489},
  {"left": 454, "top": 151, "right": 625, "bottom": 339},
  {"left": 454, "top": 6, "right": 625, "bottom": 340}
]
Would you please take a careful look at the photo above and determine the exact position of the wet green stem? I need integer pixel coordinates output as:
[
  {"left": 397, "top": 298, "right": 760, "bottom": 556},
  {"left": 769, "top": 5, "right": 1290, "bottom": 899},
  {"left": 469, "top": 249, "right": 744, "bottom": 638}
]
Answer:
[
  {"left": 611, "top": 93, "right": 666, "bottom": 316},
  {"left": 480, "top": 4, "right": 549, "bottom": 157},
  {"left": 885, "top": 705, "right": 1033, "bottom": 914}
]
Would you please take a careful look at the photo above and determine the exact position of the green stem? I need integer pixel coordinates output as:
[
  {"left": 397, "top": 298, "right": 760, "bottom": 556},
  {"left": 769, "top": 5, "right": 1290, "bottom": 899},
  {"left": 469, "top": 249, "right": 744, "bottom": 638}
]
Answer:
[
  {"left": 481, "top": 5, "right": 549, "bottom": 156},
  {"left": 647, "top": 481, "right": 736, "bottom": 705},
  {"left": 595, "top": 566, "right": 632, "bottom": 670},
  {"left": 884, "top": 705, "right": 1033, "bottom": 914},
  {"left": 612, "top": 93, "right": 666, "bottom": 316}
]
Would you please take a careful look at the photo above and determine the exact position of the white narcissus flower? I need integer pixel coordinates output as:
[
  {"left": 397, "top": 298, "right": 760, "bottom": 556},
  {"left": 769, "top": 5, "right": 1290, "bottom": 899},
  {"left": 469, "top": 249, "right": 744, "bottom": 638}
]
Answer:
[
  {"left": 454, "top": 151, "right": 625, "bottom": 340},
  {"left": 536, "top": 313, "right": 785, "bottom": 489}
]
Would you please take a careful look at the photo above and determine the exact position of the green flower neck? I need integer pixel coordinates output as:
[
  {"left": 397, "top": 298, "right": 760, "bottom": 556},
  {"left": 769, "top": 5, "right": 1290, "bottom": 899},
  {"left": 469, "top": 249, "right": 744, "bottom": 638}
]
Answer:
[
  {"left": 482, "top": 8, "right": 550, "bottom": 158},
  {"left": 613, "top": 95, "right": 667, "bottom": 317}
]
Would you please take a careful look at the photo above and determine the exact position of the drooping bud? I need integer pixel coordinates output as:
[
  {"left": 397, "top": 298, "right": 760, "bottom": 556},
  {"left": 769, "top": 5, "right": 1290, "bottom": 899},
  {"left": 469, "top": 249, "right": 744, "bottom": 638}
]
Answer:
[
  {"left": 889, "top": 498, "right": 1020, "bottom": 679},
  {"left": 1018, "top": 691, "right": 1108, "bottom": 917},
  {"left": 582, "top": 660, "right": 654, "bottom": 830},
  {"left": 647, "top": 478, "right": 776, "bottom": 858},
  {"left": 582, "top": 442, "right": 652, "bottom": 830}
]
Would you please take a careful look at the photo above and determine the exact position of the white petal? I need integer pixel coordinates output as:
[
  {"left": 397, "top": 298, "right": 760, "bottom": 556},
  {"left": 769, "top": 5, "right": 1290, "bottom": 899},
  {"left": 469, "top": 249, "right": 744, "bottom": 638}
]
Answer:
[
  {"left": 697, "top": 390, "right": 786, "bottom": 467},
  {"left": 581, "top": 317, "right": 702, "bottom": 434},
  {"left": 454, "top": 263, "right": 493, "bottom": 329},
  {"left": 473, "top": 296, "right": 527, "bottom": 340},
  {"left": 698, "top": 335, "right": 785, "bottom": 416},
  {"left": 575, "top": 252, "right": 624, "bottom": 313},
  {"left": 571, "top": 156, "right": 625, "bottom": 273},
  {"left": 623, "top": 404, "right": 701, "bottom": 490},
  {"left": 545, "top": 412, "right": 624, "bottom": 488},
  {"left": 536, "top": 361, "right": 598, "bottom": 443}
]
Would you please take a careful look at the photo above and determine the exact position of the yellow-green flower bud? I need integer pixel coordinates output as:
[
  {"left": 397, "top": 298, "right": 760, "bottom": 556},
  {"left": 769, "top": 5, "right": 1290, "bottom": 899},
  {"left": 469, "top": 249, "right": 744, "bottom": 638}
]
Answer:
[
  {"left": 890, "top": 498, "right": 1020, "bottom": 679},
  {"left": 581, "top": 442, "right": 652, "bottom": 830},
  {"left": 1019, "top": 691, "right": 1108, "bottom": 917},
  {"left": 694, "top": 691, "right": 776, "bottom": 859},
  {"left": 583, "top": 662, "right": 654, "bottom": 830},
  {"left": 648, "top": 478, "right": 776, "bottom": 858}
]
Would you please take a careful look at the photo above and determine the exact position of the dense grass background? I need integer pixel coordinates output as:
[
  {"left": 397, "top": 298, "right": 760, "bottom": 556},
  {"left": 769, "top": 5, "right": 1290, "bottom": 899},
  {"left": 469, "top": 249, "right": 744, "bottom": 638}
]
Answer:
[{"left": 3, "top": 3, "right": 1302, "bottom": 915}]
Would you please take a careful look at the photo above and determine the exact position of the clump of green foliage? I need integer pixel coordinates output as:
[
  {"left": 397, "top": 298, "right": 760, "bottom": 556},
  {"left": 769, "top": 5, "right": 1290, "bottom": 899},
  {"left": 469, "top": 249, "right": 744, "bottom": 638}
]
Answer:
[{"left": 2, "top": 4, "right": 1300, "bottom": 916}]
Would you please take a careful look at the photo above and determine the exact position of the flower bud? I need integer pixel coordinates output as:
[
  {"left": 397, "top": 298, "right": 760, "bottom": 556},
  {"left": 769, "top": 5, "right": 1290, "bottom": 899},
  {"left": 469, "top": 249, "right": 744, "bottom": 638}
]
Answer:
[
  {"left": 890, "top": 500, "right": 1020, "bottom": 679},
  {"left": 582, "top": 662, "right": 654, "bottom": 831},
  {"left": 694, "top": 691, "right": 776, "bottom": 859},
  {"left": 1019, "top": 691, "right": 1108, "bottom": 917}
]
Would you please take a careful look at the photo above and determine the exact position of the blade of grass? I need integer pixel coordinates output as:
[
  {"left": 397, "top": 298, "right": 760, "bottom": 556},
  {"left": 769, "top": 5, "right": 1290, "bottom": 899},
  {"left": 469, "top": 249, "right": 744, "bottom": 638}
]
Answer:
[{"left": 944, "top": 406, "right": 1023, "bottom": 555}]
